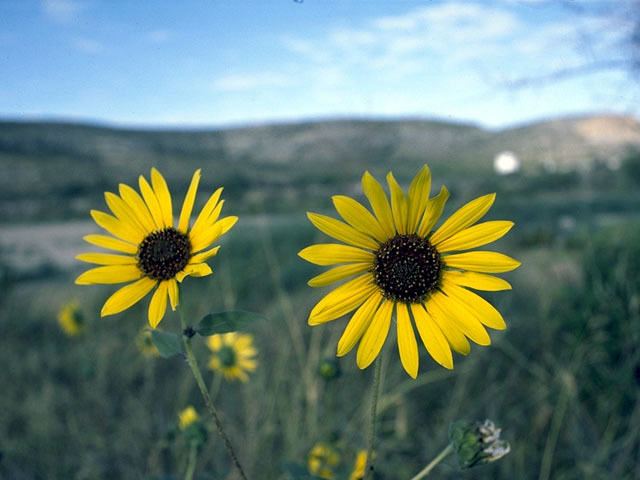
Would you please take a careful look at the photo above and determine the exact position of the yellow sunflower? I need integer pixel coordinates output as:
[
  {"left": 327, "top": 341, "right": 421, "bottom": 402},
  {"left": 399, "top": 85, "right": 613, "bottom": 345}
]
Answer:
[
  {"left": 136, "top": 328, "right": 160, "bottom": 358},
  {"left": 178, "top": 405, "right": 200, "bottom": 430},
  {"left": 57, "top": 301, "right": 85, "bottom": 337},
  {"left": 206, "top": 333, "right": 258, "bottom": 382},
  {"left": 299, "top": 165, "right": 520, "bottom": 378},
  {"left": 307, "top": 442, "right": 340, "bottom": 480},
  {"left": 75, "top": 168, "right": 237, "bottom": 328}
]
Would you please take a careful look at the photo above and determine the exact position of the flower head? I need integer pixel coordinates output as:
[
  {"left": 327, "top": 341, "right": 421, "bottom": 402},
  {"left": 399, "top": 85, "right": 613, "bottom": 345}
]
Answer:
[
  {"left": 449, "top": 419, "right": 510, "bottom": 468},
  {"left": 57, "top": 301, "right": 86, "bottom": 336},
  {"left": 75, "top": 168, "right": 237, "bottom": 328},
  {"left": 178, "top": 406, "right": 199, "bottom": 430},
  {"left": 136, "top": 328, "right": 160, "bottom": 358},
  {"left": 307, "top": 442, "right": 340, "bottom": 480},
  {"left": 299, "top": 165, "right": 520, "bottom": 378},
  {"left": 207, "top": 332, "right": 258, "bottom": 382}
]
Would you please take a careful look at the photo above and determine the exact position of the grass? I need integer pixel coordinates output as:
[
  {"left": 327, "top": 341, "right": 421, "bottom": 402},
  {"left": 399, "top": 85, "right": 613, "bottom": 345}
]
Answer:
[{"left": 1, "top": 162, "right": 640, "bottom": 479}]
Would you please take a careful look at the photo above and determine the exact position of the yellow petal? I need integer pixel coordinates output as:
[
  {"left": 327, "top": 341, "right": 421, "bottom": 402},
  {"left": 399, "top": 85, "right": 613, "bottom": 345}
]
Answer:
[
  {"left": 207, "top": 335, "right": 222, "bottom": 351},
  {"left": 356, "top": 299, "right": 393, "bottom": 369},
  {"left": 308, "top": 274, "right": 377, "bottom": 325},
  {"left": 118, "top": 183, "right": 157, "bottom": 233},
  {"left": 176, "top": 263, "right": 213, "bottom": 282},
  {"left": 151, "top": 168, "right": 173, "bottom": 228},
  {"left": 407, "top": 165, "right": 431, "bottom": 234},
  {"left": 178, "top": 169, "right": 201, "bottom": 233},
  {"left": 190, "top": 215, "right": 237, "bottom": 253},
  {"left": 189, "top": 187, "right": 223, "bottom": 238},
  {"left": 417, "top": 186, "right": 450, "bottom": 237},
  {"left": 307, "top": 212, "right": 379, "bottom": 250},
  {"left": 298, "top": 243, "right": 374, "bottom": 266},
  {"left": 430, "top": 193, "right": 495, "bottom": 244},
  {"left": 76, "top": 253, "right": 137, "bottom": 265},
  {"left": 436, "top": 221, "right": 514, "bottom": 252},
  {"left": 442, "top": 270, "right": 512, "bottom": 291},
  {"left": 410, "top": 303, "right": 453, "bottom": 369},
  {"left": 148, "top": 281, "right": 168, "bottom": 328},
  {"left": 444, "top": 251, "right": 521, "bottom": 273},
  {"left": 91, "top": 210, "right": 143, "bottom": 244},
  {"left": 396, "top": 303, "right": 419, "bottom": 378},
  {"left": 167, "top": 278, "right": 179, "bottom": 310},
  {"left": 430, "top": 292, "right": 491, "bottom": 346},
  {"left": 386, "top": 172, "right": 408, "bottom": 234},
  {"left": 138, "top": 175, "right": 164, "bottom": 229},
  {"left": 440, "top": 280, "right": 507, "bottom": 330},
  {"left": 75, "top": 265, "right": 142, "bottom": 285},
  {"left": 425, "top": 299, "right": 471, "bottom": 355},
  {"left": 101, "top": 277, "right": 157, "bottom": 317},
  {"left": 362, "top": 171, "right": 396, "bottom": 239},
  {"left": 308, "top": 263, "right": 370, "bottom": 287},
  {"left": 332, "top": 195, "right": 388, "bottom": 242},
  {"left": 104, "top": 192, "right": 146, "bottom": 235},
  {"left": 337, "top": 291, "right": 383, "bottom": 356},
  {"left": 189, "top": 246, "right": 221, "bottom": 265},
  {"left": 83, "top": 234, "right": 137, "bottom": 254}
]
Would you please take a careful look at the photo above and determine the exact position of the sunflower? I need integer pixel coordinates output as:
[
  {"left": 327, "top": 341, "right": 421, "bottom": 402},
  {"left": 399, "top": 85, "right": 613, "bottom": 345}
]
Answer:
[
  {"left": 57, "top": 301, "right": 86, "bottom": 336},
  {"left": 206, "top": 333, "right": 258, "bottom": 382},
  {"left": 307, "top": 442, "right": 340, "bottom": 480},
  {"left": 178, "top": 405, "right": 200, "bottom": 431},
  {"left": 136, "top": 328, "right": 160, "bottom": 358},
  {"left": 75, "top": 168, "right": 237, "bottom": 328},
  {"left": 299, "top": 165, "right": 520, "bottom": 378}
]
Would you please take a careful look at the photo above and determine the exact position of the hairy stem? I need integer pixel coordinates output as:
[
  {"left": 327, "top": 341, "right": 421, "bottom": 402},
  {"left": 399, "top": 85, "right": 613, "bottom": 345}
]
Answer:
[
  {"left": 410, "top": 444, "right": 454, "bottom": 480},
  {"left": 364, "top": 358, "right": 383, "bottom": 480},
  {"left": 179, "top": 308, "right": 248, "bottom": 480}
]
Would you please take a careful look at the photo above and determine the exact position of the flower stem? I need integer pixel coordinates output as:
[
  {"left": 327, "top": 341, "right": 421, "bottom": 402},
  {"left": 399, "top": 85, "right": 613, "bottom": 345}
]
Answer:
[
  {"left": 179, "top": 309, "right": 248, "bottom": 480},
  {"left": 409, "top": 444, "right": 454, "bottom": 480},
  {"left": 184, "top": 441, "right": 198, "bottom": 480},
  {"left": 364, "top": 357, "right": 383, "bottom": 480}
]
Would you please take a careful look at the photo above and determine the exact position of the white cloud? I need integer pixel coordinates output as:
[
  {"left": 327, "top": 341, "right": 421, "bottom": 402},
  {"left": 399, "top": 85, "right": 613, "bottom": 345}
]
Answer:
[
  {"left": 41, "top": 0, "right": 85, "bottom": 24},
  {"left": 212, "top": 72, "right": 295, "bottom": 92}
]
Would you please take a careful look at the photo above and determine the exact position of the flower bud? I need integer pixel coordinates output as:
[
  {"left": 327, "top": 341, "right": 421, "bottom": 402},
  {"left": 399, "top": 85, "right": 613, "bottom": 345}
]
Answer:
[
  {"left": 318, "top": 358, "right": 342, "bottom": 381},
  {"left": 448, "top": 419, "right": 510, "bottom": 469}
]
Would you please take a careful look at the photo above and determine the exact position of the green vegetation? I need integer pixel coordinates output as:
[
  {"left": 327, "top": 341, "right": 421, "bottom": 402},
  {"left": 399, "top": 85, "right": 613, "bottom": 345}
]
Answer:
[{"left": 0, "top": 118, "right": 639, "bottom": 479}]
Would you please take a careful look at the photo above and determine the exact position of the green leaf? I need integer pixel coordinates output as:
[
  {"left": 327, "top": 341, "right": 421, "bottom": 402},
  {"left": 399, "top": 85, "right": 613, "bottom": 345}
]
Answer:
[
  {"left": 196, "top": 310, "right": 265, "bottom": 336},
  {"left": 151, "top": 330, "right": 184, "bottom": 358}
]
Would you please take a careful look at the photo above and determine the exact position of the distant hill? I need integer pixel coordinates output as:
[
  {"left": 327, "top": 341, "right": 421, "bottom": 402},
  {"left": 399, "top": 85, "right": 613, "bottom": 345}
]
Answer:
[{"left": 0, "top": 114, "right": 638, "bottom": 221}]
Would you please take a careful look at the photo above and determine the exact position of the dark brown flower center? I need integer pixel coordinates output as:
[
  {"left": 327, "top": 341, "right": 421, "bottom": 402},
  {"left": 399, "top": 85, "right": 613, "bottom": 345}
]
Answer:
[
  {"left": 137, "top": 228, "right": 191, "bottom": 280},
  {"left": 373, "top": 234, "right": 442, "bottom": 303}
]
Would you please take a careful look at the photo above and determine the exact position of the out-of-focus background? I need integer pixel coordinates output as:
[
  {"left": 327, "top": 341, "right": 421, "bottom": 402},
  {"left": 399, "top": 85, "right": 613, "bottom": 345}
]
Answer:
[{"left": 1, "top": 1, "right": 640, "bottom": 479}]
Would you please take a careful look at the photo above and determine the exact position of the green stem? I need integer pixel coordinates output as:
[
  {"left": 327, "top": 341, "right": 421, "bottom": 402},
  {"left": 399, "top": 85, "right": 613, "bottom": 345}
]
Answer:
[
  {"left": 409, "top": 444, "right": 454, "bottom": 480},
  {"left": 179, "top": 309, "right": 249, "bottom": 480},
  {"left": 184, "top": 441, "right": 198, "bottom": 480},
  {"left": 364, "top": 358, "right": 383, "bottom": 480}
]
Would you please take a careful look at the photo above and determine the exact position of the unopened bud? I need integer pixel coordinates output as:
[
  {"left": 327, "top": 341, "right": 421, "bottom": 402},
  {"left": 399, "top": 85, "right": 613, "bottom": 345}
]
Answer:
[{"left": 449, "top": 419, "right": 510, "bottom": 469}]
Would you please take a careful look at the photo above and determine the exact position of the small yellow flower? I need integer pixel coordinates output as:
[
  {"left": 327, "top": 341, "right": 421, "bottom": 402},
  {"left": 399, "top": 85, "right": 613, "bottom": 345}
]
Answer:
[
  {"left": 299, "top": 165, "right": 520, "bottom": 378},
  {"left": 207, "top": 333, "right": 258, "bottom": 382},
  {"left": 349, "top": 450, "right": 367, "bottom": 480},
  {"left": 178, "top": 406, "right": 199, "bottom": 430},
  {"left": 75, "top": 168, "right": 237, "bottom": 328},
  {"left": 57, "top": 301, "right": 85, "bottom": 336},
  {"left": 136, "top": 329, "right": 160, "bottom": 358},
  {"left": 308, "top": 442, "right": 340, "bottom": 480}
]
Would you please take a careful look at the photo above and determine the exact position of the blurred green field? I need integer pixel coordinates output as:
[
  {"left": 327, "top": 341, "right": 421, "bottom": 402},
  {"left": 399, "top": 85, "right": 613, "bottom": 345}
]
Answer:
[{"left": 1, "top": 120, "right": 640, "bottom": 479}]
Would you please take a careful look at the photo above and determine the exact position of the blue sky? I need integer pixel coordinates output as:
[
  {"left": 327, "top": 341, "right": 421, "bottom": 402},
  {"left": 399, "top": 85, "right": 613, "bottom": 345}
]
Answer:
[{"left": 0, "top": 0, "right": 637, "bottom": 128}]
